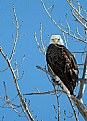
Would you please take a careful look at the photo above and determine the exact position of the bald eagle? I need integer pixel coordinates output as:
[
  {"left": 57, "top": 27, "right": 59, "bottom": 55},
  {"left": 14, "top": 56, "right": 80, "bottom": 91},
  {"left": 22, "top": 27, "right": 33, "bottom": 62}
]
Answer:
[{"left": 46, "top": 35, "right": 78, "bottom": 95}]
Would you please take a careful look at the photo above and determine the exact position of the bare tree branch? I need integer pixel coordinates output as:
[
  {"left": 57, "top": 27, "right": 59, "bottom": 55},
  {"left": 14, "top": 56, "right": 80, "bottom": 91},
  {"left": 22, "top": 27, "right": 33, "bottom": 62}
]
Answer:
[
  {"left": 40, "top": 0, "right": 87, "bottom": 43},
  {"left": 23, "top": 90, "right": 62, "bottom": 96},
  {"left": 0, "top": 4, "right": 35, "bottom": 120},
  {"left": 0, "top": 49, "right": 35, "bottom": 121},
  {"left": 36, "top": 64, "right": 87, "bottom": 120},
  {"left": 66, "top": 0, "right": 87, "bottom": 23},
  {"left": 10, "top": 4, "right": 19, "bottom": 61},
  {"left": 67, "top": 96, "right": 78, "bottom": 121},
  {"left": 72, "top": 95, "right": 87, "bottom": 121},
  {"left": 34, "top": 23, "right": 46, "bottom": 55},
  {"left": 77, "top": 54, "right": 87, "bottom": 103}
]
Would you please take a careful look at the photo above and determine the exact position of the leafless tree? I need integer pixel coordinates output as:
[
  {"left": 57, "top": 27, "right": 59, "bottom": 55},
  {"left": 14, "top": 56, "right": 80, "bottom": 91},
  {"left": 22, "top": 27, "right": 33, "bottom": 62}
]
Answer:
[
  {"left": 0, "top": 5, "right": 34, "bottom": 121},
  {"left": 34, "top": 0, "right": 87, "bottom": 121},
  {"left": 0, "top": 1, "right": 87, "bottom": 121}
]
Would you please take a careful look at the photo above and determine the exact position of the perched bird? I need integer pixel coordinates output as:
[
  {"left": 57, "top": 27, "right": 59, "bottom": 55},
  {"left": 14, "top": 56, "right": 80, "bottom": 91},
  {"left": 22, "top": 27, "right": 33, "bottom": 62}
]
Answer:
[{"left": 46, "top": 35, "right": 78, "bottom": 95}]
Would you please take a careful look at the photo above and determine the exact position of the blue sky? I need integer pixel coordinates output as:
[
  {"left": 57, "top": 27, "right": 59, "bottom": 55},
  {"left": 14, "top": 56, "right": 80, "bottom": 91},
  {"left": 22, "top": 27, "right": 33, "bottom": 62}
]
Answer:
[{"left": 0, "top": 0, "right": 87, "bottom": 121}]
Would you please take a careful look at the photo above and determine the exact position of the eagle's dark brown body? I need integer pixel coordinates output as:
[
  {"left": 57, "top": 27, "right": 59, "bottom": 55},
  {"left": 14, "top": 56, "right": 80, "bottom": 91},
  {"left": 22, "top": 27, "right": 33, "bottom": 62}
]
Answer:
[{"left": 46, "top": 44, "right": 78, "bottom": 95}]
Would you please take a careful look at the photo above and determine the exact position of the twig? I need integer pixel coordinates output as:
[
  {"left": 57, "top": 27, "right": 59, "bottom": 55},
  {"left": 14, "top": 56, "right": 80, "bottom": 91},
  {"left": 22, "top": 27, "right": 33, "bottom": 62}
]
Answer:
[
  {"left": 0, "top": 95, "right": 20, "bottom": 114},
  {"left": 10, "top": 4, "right": 19, "bottom": 61},
  {"left": 20, "top": 104, "right": 29, "bottom": 120},
  {"left": 40, "top": 0, "right": 87, "bottom": 43},
  {"left": 0, "top": 67, "right": 8, "bottom": 72},
  {"left": 71, "top": 95, "right": 87, "bottom": 121},
  {"left": 1, "top": 93, "right": 18, "bottom": 108},
  {"left": 34, "top": 23, "right": 46, "bottom": 55},
  {"left": 0, "top": 48, "right": 34, "bottom": 121},
  {"left": 23, "top": 90, "right": 62, "bottom": 96},
  {"left": 76, "top": 27, "right": 85, "bottom": 40},
  {"left": 64, "top": 110, "right": 75, "bottom": 119},
  {"left": 67, "top": 96, "right": 78, "bottom": 121},
  {"left": 36, "top": 65, "right": 55, "bottom": 78},
  {"left": 54, "top": 89, "right": 61, "bottom": 121},
  {"left": 14, "top": 55, "right": 25, "bottom": 80},
  {"left": 66, "top": 0, "right": 87, "bottom": 23},
  {"left": 72, "top": 11, "right": 87, "bottom": 30}
]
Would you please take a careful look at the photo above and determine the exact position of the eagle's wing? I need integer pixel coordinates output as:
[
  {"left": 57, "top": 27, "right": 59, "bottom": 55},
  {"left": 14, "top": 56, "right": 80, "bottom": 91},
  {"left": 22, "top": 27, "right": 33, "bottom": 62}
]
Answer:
[{"left": 63, "top": 46, "right": 78, "bottom": 79}]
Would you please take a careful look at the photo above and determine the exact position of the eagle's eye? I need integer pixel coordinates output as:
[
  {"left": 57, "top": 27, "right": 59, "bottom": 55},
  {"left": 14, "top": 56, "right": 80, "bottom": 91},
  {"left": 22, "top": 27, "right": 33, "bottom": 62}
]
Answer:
[{"left": 51, "top": 38, "right": 60, "bottom": 43}]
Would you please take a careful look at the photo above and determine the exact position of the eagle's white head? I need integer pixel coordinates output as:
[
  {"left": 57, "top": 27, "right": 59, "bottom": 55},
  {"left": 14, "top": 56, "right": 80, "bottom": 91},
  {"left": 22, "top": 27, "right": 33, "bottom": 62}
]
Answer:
[{"left": 50, "top": 35, "right": 64, "bottom": 45}]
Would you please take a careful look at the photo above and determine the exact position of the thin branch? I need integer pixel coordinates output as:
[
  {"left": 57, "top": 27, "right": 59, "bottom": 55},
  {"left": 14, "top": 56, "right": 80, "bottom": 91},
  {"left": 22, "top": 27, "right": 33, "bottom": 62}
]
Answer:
[
  {"left": 23, "top": 90, "right": 62, "bottom": 96},
  {"left": 54, "top": 89, "right": 61, "bottom": 121},
  {"left": 0, "top": 67, "right": 8, "bottom": 72},
  {"left": 0, "top": 95, "right": 20, "bottom": 114},
  {"left": 40, "top": 23, "right": 43, "bottom": 49},
  {"left": 67, "top": 96, "right": 78, "bottom": 121},
  {"left": 71, "top": 95, "right": 87, "bottom": 121},
  {"left": 14, "top": 55, "right": 25, "bottom": 80},
  {"left": 20, "top": 104, "right": 29, "bottom": 120},
  {"left": 34, "top": 23, "right": 46, "bottom": 55},
  {"left": 9, "top": 4, "right": 19, "bottom": 61},
  {"left": 36, "top": 64, "right": 87, "bottom": 120},
  {"left": 72, "top": 11, "right": 87, "bottom": 30},
  {"left": 0, "top": 49, "right": 34, "bottom": 121},
  {"left": 64, "top": 110, "right": 75, "bottom": 119},
  {"left": 66, "top": 0, "right": 87, "bottom": 23},
  {"left": 36, "top": 65, "right": 55, "bottom": 78},
  {"left": 66, "top": 13, "right": 70, "bottom": 32},
  {"left": 76, "top": 27, "right": 85, "bottom": 40},
  {"left": 40, "top": 0, "right": 87, "bottom": 43},
  {"left": 1, "top": 93, "right": 18, "bottom": 108}
]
